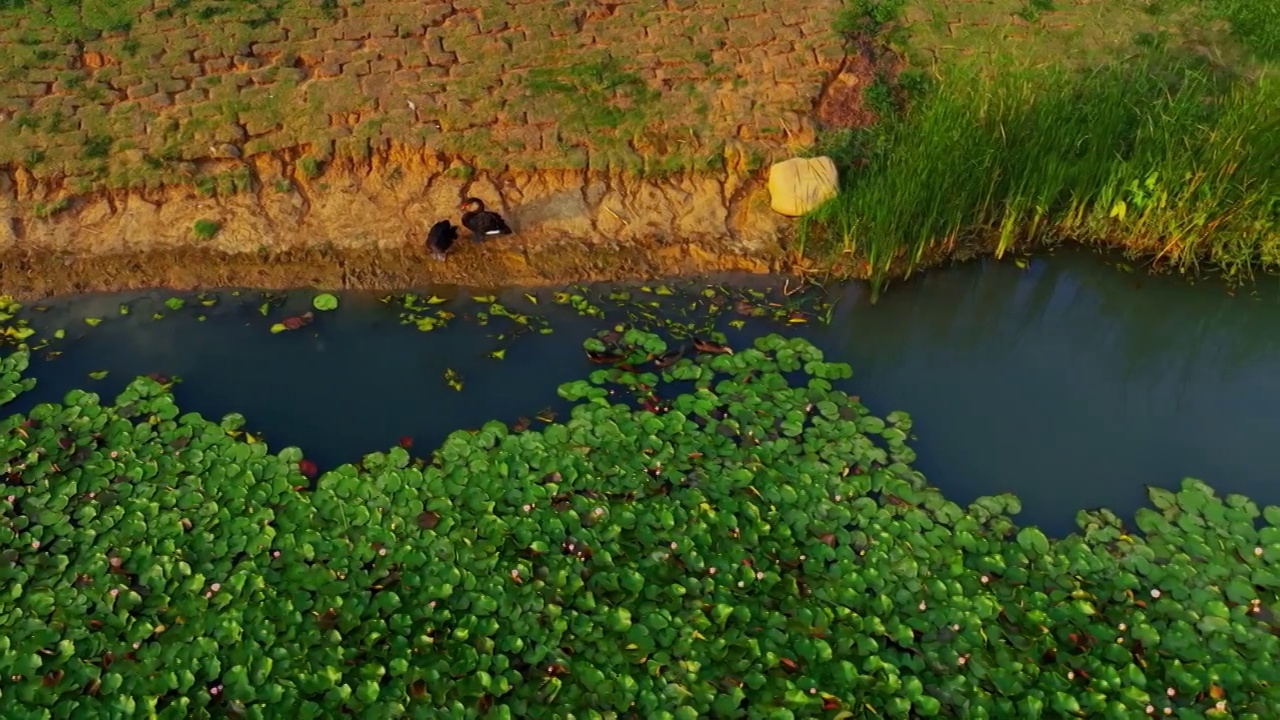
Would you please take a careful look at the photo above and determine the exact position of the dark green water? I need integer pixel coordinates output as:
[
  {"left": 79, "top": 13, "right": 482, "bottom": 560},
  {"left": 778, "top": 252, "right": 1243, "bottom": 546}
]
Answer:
[{"left": 10, "top": 250, "right": 1280, "bottom": 535}]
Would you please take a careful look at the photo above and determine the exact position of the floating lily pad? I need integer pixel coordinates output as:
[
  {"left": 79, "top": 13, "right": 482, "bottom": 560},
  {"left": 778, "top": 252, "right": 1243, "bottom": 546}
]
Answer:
[
  {"left": 0, "top": 331, "right": 1270, "bottom": 718},
  {"left": 312, "top": 293, "right": 339, "bottom": 311}
]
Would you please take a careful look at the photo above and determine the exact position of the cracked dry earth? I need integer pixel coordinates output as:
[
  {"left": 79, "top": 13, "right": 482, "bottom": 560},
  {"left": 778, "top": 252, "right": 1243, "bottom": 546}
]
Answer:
[{"left": 0, "top": 0, "right": 851, "bottom": 297}]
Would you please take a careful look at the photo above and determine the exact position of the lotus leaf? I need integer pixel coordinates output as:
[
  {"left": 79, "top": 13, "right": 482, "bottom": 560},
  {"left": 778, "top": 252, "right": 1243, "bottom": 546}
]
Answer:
[
  {"left": 312, "top": 293, "right": 339, "bottom": 311},
  {"left": 0, "top": 334, "right": 1276, "bottom": 717}
]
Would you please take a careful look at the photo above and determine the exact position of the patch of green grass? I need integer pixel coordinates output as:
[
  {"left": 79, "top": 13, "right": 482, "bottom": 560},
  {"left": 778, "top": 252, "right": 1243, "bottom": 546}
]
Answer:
[
  {"left": 1193, "top": 0, "right": 1280, "bottom": 60},
  {"left": 900, "top": 0, "right": 1274, "bottom": 75},
  {"left": 835, "top": 0, "right": 908, "bottom": 36},
  {"left": 192, "top": 218, "right": 220, "bottom": 239},
  {"left": 1017, "top": 0, "right": 1056, "bottom": 23},
  {"left": 523, "top": 55, "right": 660, "bottom": 133},
  {"left": 298, "top": 156, "right": 323, "bottom": 179},
  {"left": 81, "top": 134, "right": 113, "bottom": 159},
  {"left": 802, "top": 61, "right": 1280, "bottom": 293},
  {"left": 32, "top": 198, "right": 70, "bottom": 218}
]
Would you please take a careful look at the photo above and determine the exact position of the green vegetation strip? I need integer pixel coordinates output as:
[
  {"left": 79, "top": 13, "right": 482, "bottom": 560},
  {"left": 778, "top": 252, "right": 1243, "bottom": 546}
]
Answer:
[
  {"left": 806, "top": 60, "right": 1280, "bottom": 292},
  {"left": 3, "top": 328, "right": 1280, "bottom": 717}
]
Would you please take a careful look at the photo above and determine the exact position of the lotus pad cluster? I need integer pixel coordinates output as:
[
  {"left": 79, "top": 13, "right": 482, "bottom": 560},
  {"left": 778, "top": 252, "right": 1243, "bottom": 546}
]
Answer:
[{"left": 1, "top": 336, "right": 1278, "bottom": 718}]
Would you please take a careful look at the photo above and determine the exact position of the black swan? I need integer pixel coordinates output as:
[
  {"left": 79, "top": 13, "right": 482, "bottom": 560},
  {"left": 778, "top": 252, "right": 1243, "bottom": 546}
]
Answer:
[
  {"left": 459, "top": 197, "right": 513, "bottom": 238},
  {"left": 425, "top": 220, "right": 459, "bottom": 261}
]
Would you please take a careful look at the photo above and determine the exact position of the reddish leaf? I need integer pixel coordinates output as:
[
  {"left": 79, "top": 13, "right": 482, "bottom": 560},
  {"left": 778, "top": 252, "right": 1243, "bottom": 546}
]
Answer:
[
  {"left": 282, "top": 316, "right": 305, "bottom": 331},
  {"left": 418, "top": 511, "right": 440, "bottom": 529},
  {"left": 298, "top": 459, "right": 318, "bottom": 479},
  {"left": 398, "top": 436, "right": 414, "bottom": 449}
]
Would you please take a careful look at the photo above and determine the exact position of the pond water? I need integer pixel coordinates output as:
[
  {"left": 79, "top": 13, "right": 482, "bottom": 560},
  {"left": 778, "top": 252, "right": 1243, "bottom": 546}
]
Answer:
[{"left": 8, "top": 250, "right": 1280, "bottom": 536}]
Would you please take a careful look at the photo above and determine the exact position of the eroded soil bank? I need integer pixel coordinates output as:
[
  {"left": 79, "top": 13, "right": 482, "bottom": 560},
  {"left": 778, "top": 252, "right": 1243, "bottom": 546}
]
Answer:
[{"left": 0, "top": 148, "right": 805, "bottom": 300}]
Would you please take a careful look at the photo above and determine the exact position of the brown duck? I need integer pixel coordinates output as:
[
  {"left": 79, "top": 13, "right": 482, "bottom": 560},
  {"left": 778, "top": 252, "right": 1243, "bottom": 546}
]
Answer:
[{"left": 692, "top": 337, "right": 733, "bottom": 355}]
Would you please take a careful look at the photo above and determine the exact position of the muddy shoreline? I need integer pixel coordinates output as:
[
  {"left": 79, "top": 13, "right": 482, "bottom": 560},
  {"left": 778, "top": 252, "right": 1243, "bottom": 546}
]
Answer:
[{"left": 0, "top": 239, "right": 797, "bottom": 302}]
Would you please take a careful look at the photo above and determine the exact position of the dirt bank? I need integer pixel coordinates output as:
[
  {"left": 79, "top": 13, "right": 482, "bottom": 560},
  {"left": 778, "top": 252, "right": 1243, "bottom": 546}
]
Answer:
[
  {"left": 0, "top": 0, "right": 870, "bottom": 300},
  {"left": 0, "top": 145, "right": 805, "bottom": 300}
]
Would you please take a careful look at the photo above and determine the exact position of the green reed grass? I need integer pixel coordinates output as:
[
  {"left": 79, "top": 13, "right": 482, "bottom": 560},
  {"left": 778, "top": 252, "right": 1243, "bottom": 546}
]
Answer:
[{"left": 803, "top": 63, "right": 1280, "bottom": 292}]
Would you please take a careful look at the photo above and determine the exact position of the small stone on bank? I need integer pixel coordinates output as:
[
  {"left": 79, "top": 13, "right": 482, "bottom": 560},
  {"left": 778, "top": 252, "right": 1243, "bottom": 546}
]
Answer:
[{"left": 767, "top": 156, "right": 839, "bottom": 217}]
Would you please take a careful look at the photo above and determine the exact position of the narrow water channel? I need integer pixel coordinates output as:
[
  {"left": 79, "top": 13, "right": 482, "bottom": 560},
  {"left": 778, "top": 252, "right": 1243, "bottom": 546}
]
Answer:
[{"left": 9, "top": 250, "right": 1280, "bottom": 536}]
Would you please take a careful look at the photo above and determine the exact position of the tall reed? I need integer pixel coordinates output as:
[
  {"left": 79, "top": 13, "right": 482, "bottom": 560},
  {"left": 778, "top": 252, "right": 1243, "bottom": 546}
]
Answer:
[{"left": 803, "top": 62, "right": 1280, "bottom": 291}]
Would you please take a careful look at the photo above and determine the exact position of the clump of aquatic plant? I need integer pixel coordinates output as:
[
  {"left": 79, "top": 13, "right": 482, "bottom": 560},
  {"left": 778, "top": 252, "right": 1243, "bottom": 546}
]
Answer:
[
  {"left": 1, "top": 334, "right": 1279, "bottom": 716},
  {"left": 804, "top": 60, "right": 1280, "bottom": 293},
  {"left": 0, "top": 296, "right": 37, "bottom": 347}
]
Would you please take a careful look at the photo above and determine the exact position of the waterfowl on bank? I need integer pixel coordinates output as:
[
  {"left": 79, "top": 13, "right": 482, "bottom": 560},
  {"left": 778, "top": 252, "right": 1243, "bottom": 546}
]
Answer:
[
  {"left": 692, "top": 337, "right": 733, "bottom": 355},
  {"left": 425, "top": 220, "right": 459, "bottom": 261},
  {"left": 460, "top": 197, "right": 514, "bottom": 238}
]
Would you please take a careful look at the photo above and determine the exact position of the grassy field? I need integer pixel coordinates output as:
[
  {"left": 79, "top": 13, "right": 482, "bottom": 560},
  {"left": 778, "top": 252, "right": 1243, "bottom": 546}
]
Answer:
[
  {"left": 0, "top": 0, "right": 840, "bottom": 196},
  {"left": 806, "top": 0, "right": 1280, "bottom": 290}
]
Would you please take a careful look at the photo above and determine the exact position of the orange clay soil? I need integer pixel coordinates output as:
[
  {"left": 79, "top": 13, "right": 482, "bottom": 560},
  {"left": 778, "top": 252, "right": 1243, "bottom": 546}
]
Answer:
[
  {"left": 0, "top": 1, "right": 910, "bottom": 300},
  {"left": 0, "top": 147, "right": 813, "bottom": 300}
]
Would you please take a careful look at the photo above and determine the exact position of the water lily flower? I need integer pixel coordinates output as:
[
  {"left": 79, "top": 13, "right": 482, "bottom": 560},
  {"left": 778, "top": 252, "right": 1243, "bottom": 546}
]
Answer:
[
  {"left": 1146, "top": 705, "right": 1154, "bottom": 714},
  {"left": 1166, "top": 688, "right": 1175, "bottom": 697},
  {"left": 1151, "top": 588, "right": 1162, "bottom": 598},
  {"left": 981, "top": 575, "right": 990, "bottom": 584},
  {"left": 918, "top": 601, "right": 927, "bottom": 611},
  {"left": 1256, "top": 547, "right": 1264, "bottom": 556}
]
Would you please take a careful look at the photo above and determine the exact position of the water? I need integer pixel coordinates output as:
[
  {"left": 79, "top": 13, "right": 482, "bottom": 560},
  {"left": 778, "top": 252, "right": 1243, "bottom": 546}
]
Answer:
[{"left": 8, "top": 251, "right": 1280, "bottom": 536}]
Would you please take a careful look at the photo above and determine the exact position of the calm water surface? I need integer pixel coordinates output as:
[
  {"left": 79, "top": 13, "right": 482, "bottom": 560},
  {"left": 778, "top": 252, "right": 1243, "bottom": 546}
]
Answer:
[{"left": 10, "top": 251, "right": 1280, "bottom": 536}]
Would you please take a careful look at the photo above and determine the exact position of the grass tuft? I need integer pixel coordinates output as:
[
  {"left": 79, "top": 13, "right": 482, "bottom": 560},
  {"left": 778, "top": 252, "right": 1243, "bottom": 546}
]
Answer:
[
  {"left": 803, "top": 61, "right": 1280, "bottom": 293},
  {"left": 192, "top": 218, "right": 221, "bottom": 239}
]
